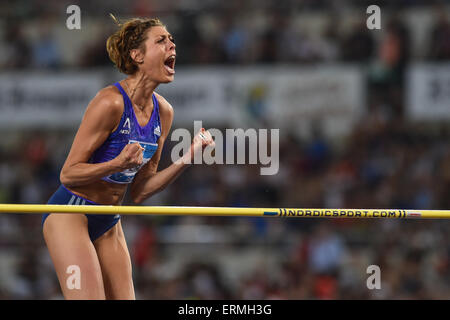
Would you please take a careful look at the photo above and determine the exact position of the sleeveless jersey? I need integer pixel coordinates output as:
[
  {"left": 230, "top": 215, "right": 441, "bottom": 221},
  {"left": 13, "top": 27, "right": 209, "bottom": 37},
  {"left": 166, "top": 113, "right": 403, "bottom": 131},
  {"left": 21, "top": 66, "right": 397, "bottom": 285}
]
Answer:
[{"left": 89, "top": 82, "right": 162, "bottom": 184}]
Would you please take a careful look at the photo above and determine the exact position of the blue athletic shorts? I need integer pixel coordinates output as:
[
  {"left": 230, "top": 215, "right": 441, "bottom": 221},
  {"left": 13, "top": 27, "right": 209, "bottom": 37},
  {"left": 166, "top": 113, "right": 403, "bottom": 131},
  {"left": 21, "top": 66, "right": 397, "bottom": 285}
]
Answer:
[{"left": 42, "top": 184, "right": 121, "bottom": 242}]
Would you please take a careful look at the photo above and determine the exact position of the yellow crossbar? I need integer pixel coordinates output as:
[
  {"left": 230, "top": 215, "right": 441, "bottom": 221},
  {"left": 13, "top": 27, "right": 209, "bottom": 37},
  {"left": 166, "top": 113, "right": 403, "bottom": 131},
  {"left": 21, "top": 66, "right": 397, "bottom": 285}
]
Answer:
[{"left": 0, "top": 204, "right": 449, "bottom": 219}]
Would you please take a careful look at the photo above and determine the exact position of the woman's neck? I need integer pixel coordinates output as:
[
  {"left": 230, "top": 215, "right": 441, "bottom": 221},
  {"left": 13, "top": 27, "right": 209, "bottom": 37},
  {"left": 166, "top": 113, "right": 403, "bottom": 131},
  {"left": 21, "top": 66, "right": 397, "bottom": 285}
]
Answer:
[{"left": 124, "top": 72, "right": 158, "bottom": 110}]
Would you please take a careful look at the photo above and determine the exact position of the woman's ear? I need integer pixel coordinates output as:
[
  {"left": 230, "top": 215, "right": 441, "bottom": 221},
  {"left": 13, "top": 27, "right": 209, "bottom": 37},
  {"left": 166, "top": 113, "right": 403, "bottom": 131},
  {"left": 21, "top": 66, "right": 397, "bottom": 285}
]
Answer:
[{"left": 130, "top": 48, "right": 144, "bottom": 64}]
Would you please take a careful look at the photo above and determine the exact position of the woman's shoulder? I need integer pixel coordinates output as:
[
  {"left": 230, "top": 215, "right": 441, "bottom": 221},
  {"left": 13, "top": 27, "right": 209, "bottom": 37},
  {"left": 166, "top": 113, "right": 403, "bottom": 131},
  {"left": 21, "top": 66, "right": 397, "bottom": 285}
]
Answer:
[
  {"left": 86, "top": 85, "right": 124, "bottom": 118},
  {"left": 154, "top": 92, "right": 174, "bottom": 118},
  {"left": 153, "top": 92, "right": 174, "bottom": 136}
]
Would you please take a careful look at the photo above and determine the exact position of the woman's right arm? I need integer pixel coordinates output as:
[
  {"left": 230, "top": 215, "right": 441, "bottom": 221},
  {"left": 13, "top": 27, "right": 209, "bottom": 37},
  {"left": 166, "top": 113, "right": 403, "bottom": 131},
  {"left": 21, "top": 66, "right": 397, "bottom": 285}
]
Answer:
[{"left": 60, "top": 88, "right": 143, "bottom": 187}]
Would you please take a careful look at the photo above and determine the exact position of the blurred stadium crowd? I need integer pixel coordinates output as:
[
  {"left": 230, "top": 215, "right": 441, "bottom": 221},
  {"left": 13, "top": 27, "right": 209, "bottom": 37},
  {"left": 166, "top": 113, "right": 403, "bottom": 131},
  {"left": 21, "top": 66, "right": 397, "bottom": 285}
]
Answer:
[
  {"left": 2, "top": 0, "right": 450, "bottom": 68},
  {"left": 0, "top": 0, "right": 450, "bottom": 299}
]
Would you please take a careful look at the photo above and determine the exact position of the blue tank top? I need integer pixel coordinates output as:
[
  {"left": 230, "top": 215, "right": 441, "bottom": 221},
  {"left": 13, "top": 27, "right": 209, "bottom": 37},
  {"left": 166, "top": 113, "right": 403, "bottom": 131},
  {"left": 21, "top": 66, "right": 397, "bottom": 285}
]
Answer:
[{"left": 89, "top": 82, "right": 162, "bottom": 184}]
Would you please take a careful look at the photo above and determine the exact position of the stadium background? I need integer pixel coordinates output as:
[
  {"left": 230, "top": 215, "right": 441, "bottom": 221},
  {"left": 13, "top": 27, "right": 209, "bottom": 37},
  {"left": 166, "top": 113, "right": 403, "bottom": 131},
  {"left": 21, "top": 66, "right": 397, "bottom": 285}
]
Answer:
[{"left": 0, "top": 0, "right": 450, "bottom": 299}]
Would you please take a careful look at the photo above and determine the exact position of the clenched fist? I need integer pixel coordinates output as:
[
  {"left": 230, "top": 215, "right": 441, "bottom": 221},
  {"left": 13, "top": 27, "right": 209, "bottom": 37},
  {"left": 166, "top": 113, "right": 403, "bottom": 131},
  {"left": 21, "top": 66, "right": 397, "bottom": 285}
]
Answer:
[
  {"left": 194, "top": 128, "right": 215, "bottom": 148},
  {"left": 187, "top": 128, "right": 215, "bottom": 162},
  {"left": 115, "top": 142, "right": 144, "bottom": 170}
]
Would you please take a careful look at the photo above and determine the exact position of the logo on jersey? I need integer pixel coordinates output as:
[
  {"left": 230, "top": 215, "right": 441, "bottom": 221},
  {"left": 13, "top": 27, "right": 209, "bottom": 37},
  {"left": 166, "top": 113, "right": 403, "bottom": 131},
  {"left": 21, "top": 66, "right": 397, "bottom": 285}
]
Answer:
[
  {"left": 120, "top": 117, "right": 131, "bottom": 135},
  {"left": 154, "top": 125, "right": 161, "bottom": 136}
]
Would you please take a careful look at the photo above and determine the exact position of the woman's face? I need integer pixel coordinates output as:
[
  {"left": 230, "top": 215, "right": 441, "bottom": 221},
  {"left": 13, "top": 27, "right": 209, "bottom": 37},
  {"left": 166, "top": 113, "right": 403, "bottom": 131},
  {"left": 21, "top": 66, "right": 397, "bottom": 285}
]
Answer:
[{"left": 137, "top": 25, "right": 176, "bottom": 83}]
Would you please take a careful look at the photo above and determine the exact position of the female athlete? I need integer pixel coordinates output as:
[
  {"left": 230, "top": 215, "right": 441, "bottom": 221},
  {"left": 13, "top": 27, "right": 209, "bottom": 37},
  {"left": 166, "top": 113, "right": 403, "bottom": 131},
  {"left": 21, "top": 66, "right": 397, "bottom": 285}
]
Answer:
[{"left": 42, "top": 17, "right": 214, "bottom": 299}]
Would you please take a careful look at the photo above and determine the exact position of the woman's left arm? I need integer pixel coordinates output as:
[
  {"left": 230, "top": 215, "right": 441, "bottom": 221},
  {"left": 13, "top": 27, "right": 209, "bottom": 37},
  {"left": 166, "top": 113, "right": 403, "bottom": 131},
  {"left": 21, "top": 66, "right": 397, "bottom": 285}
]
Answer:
[{"left": 129, "top": 94, "right": 214, "bottom": 204}]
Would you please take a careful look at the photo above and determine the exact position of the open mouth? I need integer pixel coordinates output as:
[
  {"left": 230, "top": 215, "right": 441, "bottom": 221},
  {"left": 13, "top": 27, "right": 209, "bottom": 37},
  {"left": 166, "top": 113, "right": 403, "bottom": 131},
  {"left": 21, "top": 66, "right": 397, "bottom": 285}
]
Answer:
[{"left": 164, "top": 55, "right": 176, "bottom": 75}]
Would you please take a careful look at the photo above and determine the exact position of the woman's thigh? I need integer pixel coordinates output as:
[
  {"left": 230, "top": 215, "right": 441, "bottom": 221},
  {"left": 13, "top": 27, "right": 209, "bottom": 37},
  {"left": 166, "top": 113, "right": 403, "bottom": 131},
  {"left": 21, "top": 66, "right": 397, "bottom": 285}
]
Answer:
[
  {"left": 43, "top": 213, "right": 106, "bottom": 299},
  {"left": 93, "top": 220, "right": 135, "bottom": 300}
]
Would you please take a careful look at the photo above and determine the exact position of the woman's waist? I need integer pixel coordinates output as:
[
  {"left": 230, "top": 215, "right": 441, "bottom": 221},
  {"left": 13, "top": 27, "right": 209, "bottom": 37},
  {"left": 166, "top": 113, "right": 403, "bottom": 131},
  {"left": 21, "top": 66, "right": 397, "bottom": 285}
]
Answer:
[{"left": 63, "top": 180, "right": 127, "bottom": 205}]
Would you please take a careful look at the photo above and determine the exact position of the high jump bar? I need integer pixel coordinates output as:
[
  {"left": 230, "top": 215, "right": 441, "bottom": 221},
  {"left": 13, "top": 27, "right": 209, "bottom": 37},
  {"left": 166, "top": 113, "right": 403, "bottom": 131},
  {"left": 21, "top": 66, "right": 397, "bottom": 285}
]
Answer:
[{"left": 0, "top": 204, "right": 449, "bottom": 219}]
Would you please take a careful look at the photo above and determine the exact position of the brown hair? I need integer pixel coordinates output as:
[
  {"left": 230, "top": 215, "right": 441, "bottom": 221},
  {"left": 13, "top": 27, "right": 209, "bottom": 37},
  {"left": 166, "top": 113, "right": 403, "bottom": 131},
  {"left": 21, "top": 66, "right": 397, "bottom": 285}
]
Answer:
[{"left": 106, "top": 15, "right": 165, "bottom": 75}]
